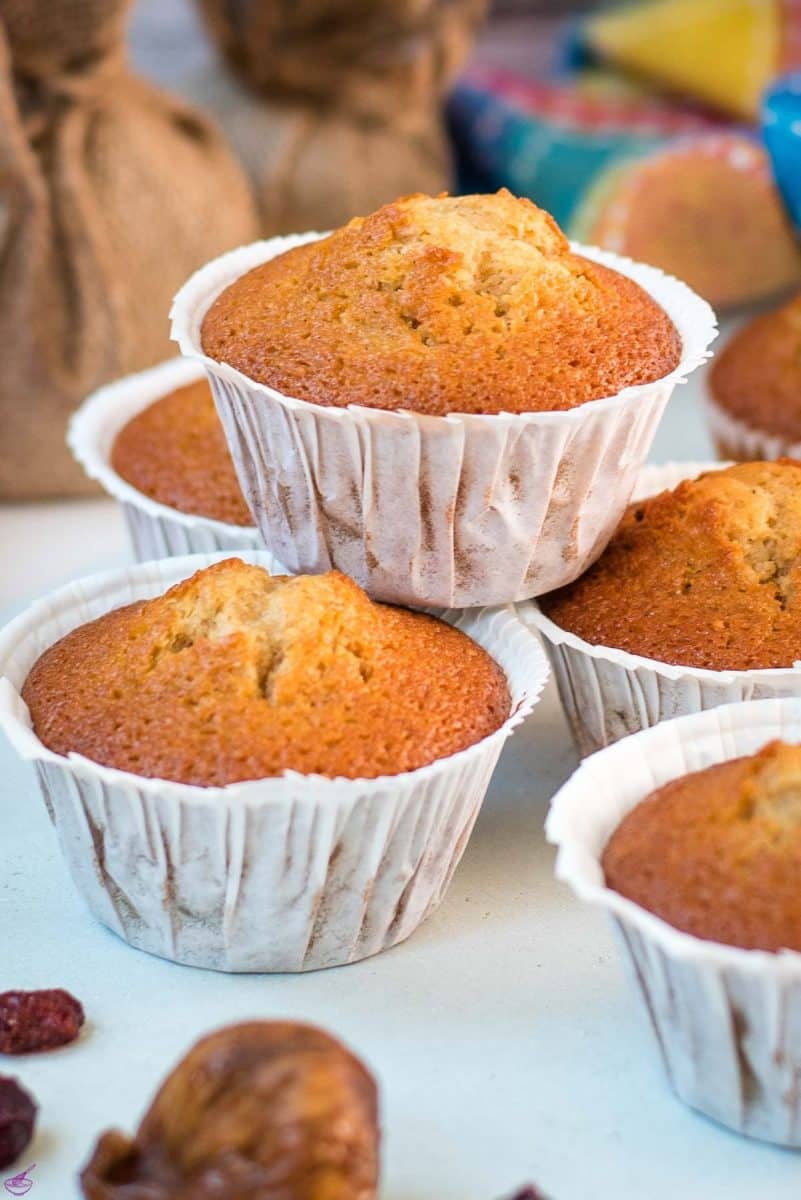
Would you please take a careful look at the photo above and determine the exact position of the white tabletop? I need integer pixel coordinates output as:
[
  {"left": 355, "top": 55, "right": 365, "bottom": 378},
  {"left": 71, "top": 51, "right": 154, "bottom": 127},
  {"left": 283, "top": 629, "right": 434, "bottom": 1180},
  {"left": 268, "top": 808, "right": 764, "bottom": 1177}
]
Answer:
[{"left": 5, "top": 341, "right": 801, "bottom": 1200}]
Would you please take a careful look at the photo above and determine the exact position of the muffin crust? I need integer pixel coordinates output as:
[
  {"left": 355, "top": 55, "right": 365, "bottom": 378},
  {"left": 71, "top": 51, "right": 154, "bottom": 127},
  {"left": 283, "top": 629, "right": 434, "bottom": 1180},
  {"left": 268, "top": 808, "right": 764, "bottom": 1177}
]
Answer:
[
  {"left": 541, "top": 460, "right": 801, "bottom": 671},
  {"left": 111, "top": 379, "right": 252, "bottom": 526},
  {"left": 604, "top": 741, "right": 801, "bottom": 952},
  {"left": 201, "top": 190, "right": 681, "bottom": 417},
  {"left": 22, "top": 559, "right": 510, "bottom": 785},
  {"left": 709, "top": 294, "right": 801, "bottom": 444}
]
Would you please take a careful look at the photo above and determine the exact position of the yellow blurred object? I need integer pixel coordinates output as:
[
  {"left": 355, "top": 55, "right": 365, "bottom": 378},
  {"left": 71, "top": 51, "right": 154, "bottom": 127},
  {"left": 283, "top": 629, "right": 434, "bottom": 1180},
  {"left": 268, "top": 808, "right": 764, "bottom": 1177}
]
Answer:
[{"left": 585, "top": 0, "right": 781, "bottom": 118}]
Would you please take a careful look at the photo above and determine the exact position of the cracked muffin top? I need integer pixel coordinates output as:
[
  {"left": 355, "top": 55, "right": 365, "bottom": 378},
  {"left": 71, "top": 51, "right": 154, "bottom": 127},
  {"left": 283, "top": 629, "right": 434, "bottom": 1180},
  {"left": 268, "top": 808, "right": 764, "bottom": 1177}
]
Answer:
[
  {"left": 200, "top": 190, "right": 681, "bottom": 417},
  {"left": 709, "top": 294, "right": 801, "bottom": 445},
  {"left": 111, "top": 379, "right": 252, "bottom": 526},
  {"left": 22, "top": 559, "right": 510, "bottom": 786},
  {"left": 604, "top": 740, "right": 801, "bottom": 951},
  {"left": 540, "top": 461, "right": 801, "bottom": 671}
]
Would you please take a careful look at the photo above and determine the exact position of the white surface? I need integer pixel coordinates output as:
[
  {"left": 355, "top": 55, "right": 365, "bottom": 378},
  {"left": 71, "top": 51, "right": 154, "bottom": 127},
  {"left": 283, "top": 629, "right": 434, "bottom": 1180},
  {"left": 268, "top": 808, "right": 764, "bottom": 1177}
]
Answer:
[{"left": 5, "top": 342, "right": 801, "bottom": 1199}]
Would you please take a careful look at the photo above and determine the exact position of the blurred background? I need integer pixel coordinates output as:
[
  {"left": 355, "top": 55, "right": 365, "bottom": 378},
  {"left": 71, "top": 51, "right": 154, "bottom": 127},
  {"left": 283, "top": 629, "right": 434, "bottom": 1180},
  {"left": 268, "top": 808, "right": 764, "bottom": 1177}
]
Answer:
[
  {"left": 4, "top": 0, "right": 801, "bottom": 499},
  {"left": 130, "top": 0, "right": 600, "bottom": 84}
]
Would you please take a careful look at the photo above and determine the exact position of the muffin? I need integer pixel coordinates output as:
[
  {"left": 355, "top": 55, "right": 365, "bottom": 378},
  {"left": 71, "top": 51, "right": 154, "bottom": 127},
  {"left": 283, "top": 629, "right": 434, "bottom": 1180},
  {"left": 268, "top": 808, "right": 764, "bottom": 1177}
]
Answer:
[
  {"left": 2, "top": 551, "right": 546, "bottom": 970},
  {"left": 111, "top": 378, "right": 252, "bottom": 526},
  {"left": 22, "top": 558, "right": 510, "bottom": 786},
  {"left": 571, "top": 134, "right": 801, "bottom": 310},
  {"left": 525, "top": 460, "right": 801, "bottom": 755},
  {"left": 174, "top": 191, "right": 715, "bottom": 606},
  {"left": 707, "top": 294, "right": 801, "bottom": 460},
  {"left": 604, "top": 739, "right": 801, "bottom": 952},
  {"left": 547, "top": 697, "right": 801, "bottom": 1146},
  {"left": 201, "top": 190, "right": 681, "bottom": 416},
  {"left": 540, "top": 460, "right": 801, "bottom": 672},
  {"left": 69, "top": 359, "right": 262, "bottom": 562}
]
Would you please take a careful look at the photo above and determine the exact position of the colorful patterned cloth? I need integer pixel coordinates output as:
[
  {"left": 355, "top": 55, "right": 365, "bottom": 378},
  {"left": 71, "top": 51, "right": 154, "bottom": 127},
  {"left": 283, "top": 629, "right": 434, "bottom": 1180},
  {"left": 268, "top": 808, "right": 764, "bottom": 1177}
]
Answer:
[
  {"left": 448, "top": 65, "right": 721, "bottom": 226},
  {"left": 763, "top": 72, "right": 801, "bottom": 233}
]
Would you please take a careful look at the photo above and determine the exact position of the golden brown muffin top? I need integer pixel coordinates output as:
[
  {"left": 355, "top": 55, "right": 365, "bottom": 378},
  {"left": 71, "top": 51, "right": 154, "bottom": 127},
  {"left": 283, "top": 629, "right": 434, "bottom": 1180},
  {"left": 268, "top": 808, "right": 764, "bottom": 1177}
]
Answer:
[
  {"left": 540, "top": 460, "right": 801, "bottom": 671},
  {"left": 111, "top": 380, "right": 253, "bottom": 527},
  {"left": 604, "top": 740, "right": 801, "bottom": 952},
  {"left": 22, "top": 559, "right": 510, "bottom": 786},
  {"left": 709, "top": 294, "right": 801, "bottom": 442},
  {"left": 201, "top": 190, "right": 681, "bottom": 417}
]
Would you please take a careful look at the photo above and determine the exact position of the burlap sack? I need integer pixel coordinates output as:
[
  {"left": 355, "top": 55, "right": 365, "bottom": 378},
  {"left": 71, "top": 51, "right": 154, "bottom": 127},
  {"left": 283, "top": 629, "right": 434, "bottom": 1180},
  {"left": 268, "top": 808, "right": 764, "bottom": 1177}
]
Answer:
[
  {"left": 193, "top": 0, "right": 487, "bottom": 235},
  {"left": 0, "top": 0, "right": 259, "bottom": 500}
]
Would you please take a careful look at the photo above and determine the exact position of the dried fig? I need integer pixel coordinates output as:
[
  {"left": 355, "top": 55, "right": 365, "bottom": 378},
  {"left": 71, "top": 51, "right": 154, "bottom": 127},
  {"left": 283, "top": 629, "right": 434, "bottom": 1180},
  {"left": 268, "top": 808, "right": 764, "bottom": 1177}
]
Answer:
[{"left": 81, "top": 1022, "right": 379, "bottom": 1199}]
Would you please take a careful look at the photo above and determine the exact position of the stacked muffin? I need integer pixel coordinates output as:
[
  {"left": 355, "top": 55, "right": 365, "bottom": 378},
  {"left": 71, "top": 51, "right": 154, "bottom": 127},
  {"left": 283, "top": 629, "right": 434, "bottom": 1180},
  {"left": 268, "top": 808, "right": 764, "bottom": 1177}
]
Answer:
[
  {"left": 14, "top": 187, "right": 713, "bottom": 975},
  {"left": 27, "top": 186, "right": 801, "bottom": 1157},
  {"left": 72, "top": 189, "right": 702, "bottom": 603},
  {"left": 179, "top": 189, "right": 698, "bottom": 606},
  {"left": 19, "top": 182, "right": 801, "bottom": 1151}
]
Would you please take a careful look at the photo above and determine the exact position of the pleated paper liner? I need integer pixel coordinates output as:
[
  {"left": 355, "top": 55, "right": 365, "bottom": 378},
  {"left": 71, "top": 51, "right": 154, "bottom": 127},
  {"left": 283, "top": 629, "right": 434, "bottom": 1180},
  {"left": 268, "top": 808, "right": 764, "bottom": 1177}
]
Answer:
[
  {"left": 68, "top": 357, "right": 263, "bottom": 561},
  {"left": 522, "top": 461, "right": 801, "bottom": 756},
  {"left": 706, "top": 387, "right": 801, "bottom": 464},
  {"left": 547, "top": 698, "right": 801, "bottom": 1147}
]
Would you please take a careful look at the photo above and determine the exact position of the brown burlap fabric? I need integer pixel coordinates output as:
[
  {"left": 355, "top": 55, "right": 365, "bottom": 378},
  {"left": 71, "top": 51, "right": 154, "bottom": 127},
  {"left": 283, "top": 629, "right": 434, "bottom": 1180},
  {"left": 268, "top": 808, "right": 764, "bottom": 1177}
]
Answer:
[
  {"left": 0, "top": 0, "right": 258, "bottom": 499},
  {"left": 194, "top": 0, "right": 487, "bottom": 234}
]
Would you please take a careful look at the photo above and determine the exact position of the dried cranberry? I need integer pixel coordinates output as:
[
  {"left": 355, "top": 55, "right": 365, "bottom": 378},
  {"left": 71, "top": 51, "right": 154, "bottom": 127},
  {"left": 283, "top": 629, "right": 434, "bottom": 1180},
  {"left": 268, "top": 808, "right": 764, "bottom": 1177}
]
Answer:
[
  {"left": 0, "top": 1077, "right": 36, "bottom": 1169},
  {"left": 0, "top": 990, "right": 84, "bottom": 1055}
]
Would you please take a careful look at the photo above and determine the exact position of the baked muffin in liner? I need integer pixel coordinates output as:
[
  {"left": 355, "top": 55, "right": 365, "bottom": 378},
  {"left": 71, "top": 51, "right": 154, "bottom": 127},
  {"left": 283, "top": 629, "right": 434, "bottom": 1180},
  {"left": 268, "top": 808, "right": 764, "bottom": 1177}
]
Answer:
[
  {"left": 706, "top": 386, "right": 801, "bottom": 464},
  {"left": 68, "top": 357, "right": 263, "bottom": 561},
  {"left": 0, "top": 551, "right": 548, "bottom": 973},
  {"left": 705, "top": 296, "right": 801, "bottom": 462},
  {"left": 170, "top": 233, "right": 716, "bottom": 608},
  {"left": 521, "top": 461, "right": 801, "bottom": 756},
  {"left": 547, "top": 697, "right": 801, "bottom": 1147}
]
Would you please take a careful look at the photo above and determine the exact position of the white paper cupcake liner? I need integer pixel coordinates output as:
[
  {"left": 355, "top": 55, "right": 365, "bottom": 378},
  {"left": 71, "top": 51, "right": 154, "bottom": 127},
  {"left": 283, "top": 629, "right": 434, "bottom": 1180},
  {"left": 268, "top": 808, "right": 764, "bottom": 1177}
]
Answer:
[
  {"left": 521, "top": 460, "right": 801, "bottom": 756},
  {"left": 547, "top": 697, "right": 801, "bottom": 1146},
  {"left": 705, "top": 388, "right": 801, "bottom": 463},
  {"left": 170, "top": 233, "right": 716, "bottom": 608},
  {"left": 0, "top": 551, "right": 548, "bottom": 973},
  {"left": 67, "top": 357, "right": 264, "bottom": 561}
]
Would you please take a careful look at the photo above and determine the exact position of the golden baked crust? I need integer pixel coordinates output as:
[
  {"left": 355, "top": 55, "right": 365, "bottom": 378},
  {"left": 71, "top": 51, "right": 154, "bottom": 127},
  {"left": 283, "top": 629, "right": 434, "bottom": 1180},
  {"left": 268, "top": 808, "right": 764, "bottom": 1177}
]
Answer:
[
  {"left": 604, "top": 741, "right": 801, "bottom": 952},
  {"left": 201, "top": 190, "right": 681, "bottom": 417},
  {"left": 22, "top": 559, "right": 510, "bottom": 785},
  {"left": 111, "top": 380, "right": 252, "bottom": 526},
  {"left": 709, "top": 294, "right": 801, "bottom": 444},
  {"left": 540, "top": 460, "right": 801, "bottom": 671}
]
